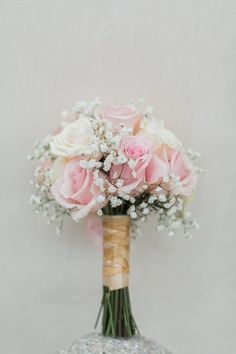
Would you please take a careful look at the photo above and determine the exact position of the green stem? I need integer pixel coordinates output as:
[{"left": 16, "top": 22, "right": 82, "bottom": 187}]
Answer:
[{"left": 96, "top": 286, "right": 139, "bottom": 338}]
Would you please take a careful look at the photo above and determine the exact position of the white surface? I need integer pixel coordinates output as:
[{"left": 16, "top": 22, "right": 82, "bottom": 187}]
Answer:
[{"left": 0, "top": 1, "right": 235, "bottom": 354}]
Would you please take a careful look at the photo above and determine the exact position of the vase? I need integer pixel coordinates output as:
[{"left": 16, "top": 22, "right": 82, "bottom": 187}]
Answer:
[{"left": 55, "top": 215, "right": 173, "bottom": 354}]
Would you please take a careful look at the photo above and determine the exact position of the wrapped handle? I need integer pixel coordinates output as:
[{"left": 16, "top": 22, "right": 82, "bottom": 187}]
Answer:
[{"left": 103, "top": 215, "right": 130, "bottom": 290}]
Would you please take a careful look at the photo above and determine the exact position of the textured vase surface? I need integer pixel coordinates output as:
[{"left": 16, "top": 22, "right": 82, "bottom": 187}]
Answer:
[{"left": 55, "top": 333, "right": 173, "bottom": 354}]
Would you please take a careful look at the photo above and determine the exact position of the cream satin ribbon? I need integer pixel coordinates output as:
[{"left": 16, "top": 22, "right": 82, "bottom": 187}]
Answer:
[{"left": 103, "top": 215, "right": 130, "bottom": 291}]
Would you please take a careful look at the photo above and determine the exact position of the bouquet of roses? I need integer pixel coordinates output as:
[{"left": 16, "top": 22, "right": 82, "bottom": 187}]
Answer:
[{"left": 29, "top": 98, "right": 201, "bottom": 338}]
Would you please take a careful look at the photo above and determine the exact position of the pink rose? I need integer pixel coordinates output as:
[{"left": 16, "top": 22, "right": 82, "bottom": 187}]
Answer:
[
  {"left": 51, "top": 157, "right": 103, "bottom": 221},
  {"left": 110, "top": 135, "right": 160, "bottom": 193},
  {"left": 100, "top": 105, "right": 141, "bottom": 132},
  {"left": 145, "top": 153, "right": 168, "bottom": 185},
  {"left": 156, "top": 145, "right": 196, "bottom": 196}
]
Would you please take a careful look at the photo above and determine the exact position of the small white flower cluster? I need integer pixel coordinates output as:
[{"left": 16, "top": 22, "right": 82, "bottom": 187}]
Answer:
[
  {"left": 74, "top": 97, "right": 101, "bottom": 116},
  {"left": 154, "top": 196, "right": 199, "bottom": 238},
  {"left": 122, "top": 175, "right": 200, "bottom": 238},
  {"left": 27, "top": 140, "right": 53, "bottom": 162},
  {"left": 29, "top": 168, "right": 69, "bottom": 234},
  {"left": 187, "top": 149, "right": 206, "bottom": 175}
]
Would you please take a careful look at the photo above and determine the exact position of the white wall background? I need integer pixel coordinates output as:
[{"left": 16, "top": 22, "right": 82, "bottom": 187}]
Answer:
[{"left": 0, "top": 1, "right": 235, "bottom": 353}]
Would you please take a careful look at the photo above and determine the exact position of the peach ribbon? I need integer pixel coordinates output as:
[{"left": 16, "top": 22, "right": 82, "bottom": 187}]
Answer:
[{"left": 103, "top": 215, "right": 130, "bottom": 291}]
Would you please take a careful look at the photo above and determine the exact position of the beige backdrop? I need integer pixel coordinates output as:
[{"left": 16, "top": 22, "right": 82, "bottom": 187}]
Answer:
[{"left": 0, "top": 1, "right": 235, "bottom": 354}]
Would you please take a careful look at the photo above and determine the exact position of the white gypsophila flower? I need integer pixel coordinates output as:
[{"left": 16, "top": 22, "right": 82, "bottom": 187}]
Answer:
[
  {"left": 110, "top": 196, "right": 122, "bottom": 207},
  {"left": 162, "top": 175, "right": 170, "bottom": 183},
  {"left": 103, "top": 153, "right": 115, "bottom": 172},
  {"left": 163, "top": 202, "right": 171, "bottom": 208},
  {"left": 96, "top": 195, "right": 105, "bottom": 203},
  {"left": 117, "top": 154, "right": 127, "bottom": 164},
  {"left": 142, "top": 208, "right": 150, "bottom": 215},
  {"left": 95, "top": 178, "right": 104, "bottom": 187},
  {"left": 105, "top": 131, "right": 113, "bottom": 140},
  {"left": 157, "top": 225, "right": 164, "bottom": 231},
  {"left": 50, "top": 116, "right": 98, "bottom": 158},
  {"left": 140, "top": 117, "right": 181, "bottom": 149},
  {"left": 93, "top": 170, "right": 99, "bottom": 179},
  {"left": 111, "top": 135, "right": 122, "bottom": 148},
  {"left": 192, "top": 221, "right": 200, "bottom": 229},
  {"left": 148, "top": 195, "right": 157, "bottom": 204},
  {"left": 74, "top": 101, "right": 88, "bottom": 112},
  {"left": 116, "top": 179, "right": 124, "bottom": 188},
  {"left": 184, "top": 231, "right": 192, "bottom": 239},
  {"left": 128, "top": 159, "right": 137, "bottom": 169},
  {"left": 130, "top": 212, "right": 137, "bottom": 219},
  {"left": 187, "top": 149, "right": 201, "bottom": 161},
  {"left": 30, "top": 140, "right": 52, "bottom": 161},
  {"left": 128, "top": 205, "right": 135, "bottom": 213},
  {"left": 108, "top": 185, "right": 116, "bottom": 193},
  {"left": 100, "top": 144, "right": 108, "bottom": 152},
  {"left": 123, "top": 194, "right": 130, "bottom": 201},
  {"left": 74, "top": 97, "right": 101, "bottom": 115},
  {"left": 97, "top": 209, "right": 103, "bottom": 216},
  {"left": 30, "top": 175, "right": 70, "bottom": 233},
  {"left": 159, "top": 194, "right": 167, "bottom": 202},
  {"left": 172, "top": 175, "right": 180, "bottom": 185},
  {"left": 145, "top": 105, "right": 154, "bottom": 116},
  {"left": 140, "top": 202, "right": 147, "bottom": 208}
]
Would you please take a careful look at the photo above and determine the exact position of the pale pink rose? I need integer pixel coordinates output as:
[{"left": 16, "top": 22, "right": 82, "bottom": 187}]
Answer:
[
  {"left": 51, "top": 157, "right": 103, "bottom": 221},
  {"left": 100, "top": 105, "right": 142, "bottom": 132},
  {"left": 156, "top": 145, "right": 196, "bottom": 196},
  {"left": 110, "top": 135, "right": 158, "bottom": 193},
  {"left": 145, "top": 154, "right": 168, "bottom": 185}
]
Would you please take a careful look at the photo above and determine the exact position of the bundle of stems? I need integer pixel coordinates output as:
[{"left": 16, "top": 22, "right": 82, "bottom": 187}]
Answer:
[
  {"left": 96, "top": 286, "right": 139, "bottom": 338},
  {"left": 95, "top": 206, "right": 139, "bottom": 338}
]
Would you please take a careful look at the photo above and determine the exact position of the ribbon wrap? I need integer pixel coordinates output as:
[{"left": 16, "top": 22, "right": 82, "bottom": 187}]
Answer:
[{"left": 103, "top": 215, "right": 130, "bottom": 291}]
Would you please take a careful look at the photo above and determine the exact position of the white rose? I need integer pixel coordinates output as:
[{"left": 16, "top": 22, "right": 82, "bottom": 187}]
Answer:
[
  {"left": 139, "top": 118, "right": 181, "bottom": 149},
  {"left": 48, "top": 157, "right": 68, "bottom": 183},
  {"left": 50, "top": 117, "right": 95, "bottom": 157}
]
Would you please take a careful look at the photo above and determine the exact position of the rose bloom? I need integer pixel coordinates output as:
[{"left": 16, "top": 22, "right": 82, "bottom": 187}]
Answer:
[
  {"left": 100, "top": 105, "right": 141, "bottom": 132},
  {"left": 156, "top": 145, "right": 196, "bottom": 196},
  {"left": 52, "top": 112, "right": 79, "bottom": 136},
  {"left": 110, "top": 135, "right": 167, "bottom": 193},
  {"left": 48, "top": 157, "right": 68, "bottom": 184},
  {"left": 51, "top": 157, "right": 103, "bottom": 221},
  {"left": 138, "top": 118, "right": 181, "bottom": 149},
  {"left": 50, "top": 116, "right": 95, "bottom": 158}
]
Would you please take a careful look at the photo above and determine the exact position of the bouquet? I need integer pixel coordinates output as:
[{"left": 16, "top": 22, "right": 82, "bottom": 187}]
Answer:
[{"left": 29, "top": 98, "right": 201, "bottom": 339}]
